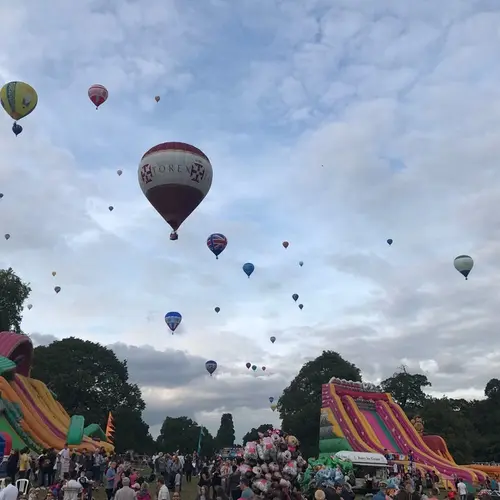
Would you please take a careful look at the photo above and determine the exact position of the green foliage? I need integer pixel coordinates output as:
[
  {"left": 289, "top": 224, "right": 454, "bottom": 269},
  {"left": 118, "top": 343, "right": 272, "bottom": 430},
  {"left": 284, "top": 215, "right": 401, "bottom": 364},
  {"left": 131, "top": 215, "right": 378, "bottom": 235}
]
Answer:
[
  {"left": 381, "top": 366, "right": 431, "bottom": 412},
  {"left": 242, "top": 424, "right": 274, "bottom": 445},
  {"left": 31, "top": 337, "right": 152, "bottom": 452},
  {"left": 0, "top": 268, "right": 31, "bottom": 333},
  {"left": 215, "top": 413, "right": 235, "bottom": 448},
  {"left": 157, "top": 416, "right": 214, "bottom": 456},
  {"left": 278, "top": 350, "right": 361, "bottom": 459}
]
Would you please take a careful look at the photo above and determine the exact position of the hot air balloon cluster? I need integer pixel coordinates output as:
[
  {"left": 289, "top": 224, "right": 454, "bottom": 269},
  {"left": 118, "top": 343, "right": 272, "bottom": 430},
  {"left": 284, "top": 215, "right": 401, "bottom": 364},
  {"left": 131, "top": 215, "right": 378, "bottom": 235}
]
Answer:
[{"left": 0, "top": 81, "right": 38, "bottom": 136}]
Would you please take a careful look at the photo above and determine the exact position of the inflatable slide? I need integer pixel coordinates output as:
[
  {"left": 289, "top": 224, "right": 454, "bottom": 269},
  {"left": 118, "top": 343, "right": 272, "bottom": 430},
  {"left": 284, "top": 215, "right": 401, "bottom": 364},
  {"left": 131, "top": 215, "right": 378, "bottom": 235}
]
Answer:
[
  {"left": 0, "top": 332, "right": 113, "bottom": 452},
  {"left": 320, "top": 378, "right": 487, "bottom": 484}
]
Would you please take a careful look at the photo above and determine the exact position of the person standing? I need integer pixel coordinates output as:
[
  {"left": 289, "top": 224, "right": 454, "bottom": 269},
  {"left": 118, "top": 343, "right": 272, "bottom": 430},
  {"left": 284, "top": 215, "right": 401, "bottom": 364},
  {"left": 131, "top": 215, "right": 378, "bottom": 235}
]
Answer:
[
  {"left": 184, "top": 457, "right": 193, "bottom": 483},
  {"left": 457, "top": 479, "right": 467, "bottom": 500},
  {"left": 59, "top": 444, "right": 71, "bottom": 480},
  {"left": 157, "top": 477, "right": 171, "bottom": 500},
  {"left": 0, "top": 478, "right": 19, "bottom": 500},
  {"left": 6, "top": 450, "right": 19, "bottom": 484},
  {"left": 105, "top": 461, "right": 117, "bottom": 500},
  {"left": 114, "top": 477, "right": 136, "bottom": 500}
]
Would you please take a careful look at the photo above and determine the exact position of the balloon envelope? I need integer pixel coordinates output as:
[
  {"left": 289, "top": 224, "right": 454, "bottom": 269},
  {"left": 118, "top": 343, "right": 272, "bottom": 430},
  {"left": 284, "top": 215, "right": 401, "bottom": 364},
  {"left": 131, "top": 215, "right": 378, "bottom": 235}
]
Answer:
[
  {"left": 292, "top": 293, "right": 299, "bottom": 302},
  {"left": 269, "top": 397, "right": 274, "bottom": 403},
  {"left": 215, "top": 307, "right": 220, "bottom": 313},
  {"left": 54, "top": 286, "right": 61, "bottom": 293},
  {"left": 251, "top": 365, "right": 257, "bottom": 371},
  {"left": 262, "top": 366, "right": 266, "bottom": 371},
  {"left": 270, "top": 336, "right": 276, "bottom": 343},
  {"left": 12, "top": 123, "right": 22, "bottom": 136},
  {"left": 88, "top": 84, "right": 108, "bottom": 108},
  {"left": 205, "top": 360, "right": 217, "bottom": 376},
  {"left": 207, "top": 233, "right": 227, "bottom": 258},
  {"left": 0, "top": 194, "right": 3, "bottom": 199},
  {"left": 0, "top": 81, "right": 38, "bottom": 120},
  {"left": 108, "top": 206, "right": 114, "bottom": 211},
  {"left": 271, "top": 404, "right": 277, "bottom": 411},
  {"left": 4, "top": 234, "right": 9, "bottom": 240},
  {"left": 282, "top": 241, "right": 289, "bottom": 248},
  {"left": 298, "top": 304, "right": 304, "bottom": 310},
  {"left": 165, "top": 311, "right": 182, "bottom": 332},
  {"left": 299, "top": 261, "right": 303, "bottom": 267},
  {"left": 243, "top": 263, "right": 254, "bottom": 277},
  {"left": 387, "top": 239, "right": 393, "bottom": 245},
  {"left": 52, "top": 271, "right": 56, "bottom": 277},
  {"left": 246, "top": 362, "right": 251, "bottom": 369},
  {"left": 454, "top": 255, "right": 474, "bottom": 280},
  {"left": 138, "top": 142, "right": 213, "bottom": 233},
  {"left": 155, "top": 96, "right": 160, "bottom": 102},
  {"left": 117, "top": 169, "right": 123, "bottom": 176},
  {"left": 27, "top": 304, "right": 32, "bottom": 310}
]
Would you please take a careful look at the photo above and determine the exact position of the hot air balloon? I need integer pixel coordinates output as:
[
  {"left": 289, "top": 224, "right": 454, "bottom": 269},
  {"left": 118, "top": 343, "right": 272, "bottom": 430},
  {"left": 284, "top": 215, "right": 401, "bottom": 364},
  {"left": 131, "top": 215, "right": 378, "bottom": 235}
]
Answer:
[
  {"left": 262, "top": 366, "right": 266, "bottom": 371},
  {"left": 269, "top": 397, "right": 274, "bottom": 403},
  {"left": 155, "top": 96, "right": 160, "bottom": 102},
  {"left": 292, "top": 293, "right": 299, "bottom": 302},
  {"left": 205, "top": 360, "right": 217, "bottom": 376},
  {"left": 4, "top": 234, "right": 10, "bottom": 240},
  {"left": 0, "top": 193, "right": 3, "bottom": 199},
  {"left": 0, "top": 81, "right": 38, "bottom": 135},
  {"left": 108, "top": 206, "right": 114, "bottom": 212},
  {"left": 454, "top": 255, "right": 474, "bottom": 280},
  {"left": 165, "top": 311, "right": 182, "bottom": 334},
  {"left": 117, "top": 169, "right": 123, "bottom": 176},
  {"left": 88, "top": 84, "right": 108, "bottom": 109},
  {"left": 52, "top": 271, "right": 56, "bottom": 277},
  {"left": 138, "top": 142, "right": 213, "bottom": 240},
  {"left": 270, "top": 336, "right": 276, "bottom": 343},
  {"left": 252, "top": 365, "right": 257, "bottom": 371},
  {"left": 299, "top": 261, "right": 303, "bottom": 267},
  {"left": 282, "top": 241, "right": 289, "bottom": 249},
  {"left": 243, "top": 263, "right": 254, "bottom": 278},
  {"left": 271, "top": 403, "right": 277, "bottom": 412},
  {"left": 27, "top": 304, "right": 32, "bottom": 310},
  {"left": 387, "top": 239, "right": 393, "bottom": 246},
  {"left": 246, "top": 362, "right": 251, "bottom": 369},
  {"left": 207, "top": 233, "right": 227, "bottom": 259},
  {"left": 215, "top": 307, "right": 220, "bottom": 313},
  {"left": 54, "top": 286, "right": 61, "bottom": 294},
  {"left": 299, "top": 304, "right": 304, "bottom": 310}
]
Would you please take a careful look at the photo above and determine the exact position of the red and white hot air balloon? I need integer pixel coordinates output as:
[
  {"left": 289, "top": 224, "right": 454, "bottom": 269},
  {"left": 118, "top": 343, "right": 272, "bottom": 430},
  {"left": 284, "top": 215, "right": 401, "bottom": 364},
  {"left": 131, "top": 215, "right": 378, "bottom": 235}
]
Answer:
[
  {"left": 88, "top": 84, "right": 108, "bottom": 109},
  {"left": 138, "top": 142, "right": 213, "bottom": 240}
]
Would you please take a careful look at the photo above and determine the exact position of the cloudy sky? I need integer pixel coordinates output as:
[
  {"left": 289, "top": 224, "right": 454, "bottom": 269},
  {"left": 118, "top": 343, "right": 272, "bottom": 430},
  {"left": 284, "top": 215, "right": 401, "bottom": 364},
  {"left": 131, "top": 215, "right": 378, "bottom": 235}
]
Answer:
[{"left": 2, "top": 0, "right": 500, "bottom": 441}]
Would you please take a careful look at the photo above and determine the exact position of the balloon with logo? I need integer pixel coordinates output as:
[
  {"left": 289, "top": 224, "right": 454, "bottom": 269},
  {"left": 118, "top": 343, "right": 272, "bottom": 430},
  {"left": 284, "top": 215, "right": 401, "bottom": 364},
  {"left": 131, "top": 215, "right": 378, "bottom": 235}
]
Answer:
[
  {"left": 454, "top": 255, "right": 474, "bottom": 280},
  {"left": 165, "top": 311, "right": 182, "bottom": 334},
  {"left": 292, "top": 293, "right": 299, "bottom": 302},
  {"left": 215, "top": 307, "right": 220, "bottom": 313},
  {"left": 207, "top": 233, "right": 227, "bottom": 259},
  {"left": 0, "top": 81, "right": 38, "bottom": 135},
  {"left": 88, "top": 84, "right": 108, "bottom": 109},
  {"left": 243, "top": 263, "right": 254, "bottom": 278},
  {"left": 270, "top": 336, "right": 276, "bottom": 344},
  {"left": 205, "top": 360, "right": 217, "bottom": 376},
  {"left": 246, "top": 362, "right": 251, "bottom": 369},
  {"left": 54, "top": 286, "right": 61, "bottom": 294},
  {"left": 138, "top": 142, "right": 213, "bottom": 240}
]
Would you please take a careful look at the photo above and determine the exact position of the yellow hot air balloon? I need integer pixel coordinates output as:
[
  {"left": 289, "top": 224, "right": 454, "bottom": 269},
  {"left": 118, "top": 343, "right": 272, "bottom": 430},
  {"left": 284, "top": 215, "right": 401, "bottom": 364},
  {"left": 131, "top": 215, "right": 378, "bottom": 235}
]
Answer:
[
  {"left": 271, "top": 403, "right": 277, "bottom": 412},
  {"left": 52, "top": 271, "right": 56, "bottom": 277},
  {"left": 1, "top": 81, "right": 38, "bottom": 121},
  {"left": 155, "top": 96, "right": 160, "bottom": 102}
]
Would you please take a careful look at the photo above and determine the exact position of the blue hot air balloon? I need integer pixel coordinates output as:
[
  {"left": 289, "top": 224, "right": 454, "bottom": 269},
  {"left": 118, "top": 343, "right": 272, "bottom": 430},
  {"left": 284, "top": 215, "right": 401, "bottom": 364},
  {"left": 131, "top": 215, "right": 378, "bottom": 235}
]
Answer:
[
  {"left": 387, "top": 239, "right": 393, "bottom": 246},
  {"left": 299, "top": 261, "right": 303, "bottom": 267},
  {"left": 205, "top": 360, "right": 217, "bottom": 376},
  {"left": 165, "top": 311, "right": 182, "bottom": 334},
  {"left": 243, "top": 262, "right": 254, "bottom": 278},
  {"left": 269, "top": 397, "right": 274, "bottom": 403},
  {"left": 207, "top": 233, "right": 228, "bottom": 259},
  {"left": 292, "top": 293, "right": 299, "bottom": 302}
]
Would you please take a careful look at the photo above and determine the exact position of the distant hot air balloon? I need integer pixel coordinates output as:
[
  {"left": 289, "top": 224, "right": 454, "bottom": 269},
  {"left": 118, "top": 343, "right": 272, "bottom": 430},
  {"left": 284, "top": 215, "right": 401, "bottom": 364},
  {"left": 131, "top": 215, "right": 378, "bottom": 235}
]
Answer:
[
  {"left": 27, "top": 304, "right": 32, "bottom": 310},
  {"left": 117, "top": 169, "right": 123, "bottom": 176},
  {"left": 155, "top": 96, "right": 160, "bottom": 103},
  {"left": 271, "top": 403, "right": 277, "bottom": 412},
  {"left": 243, "top": 263, "right": 254, "bottom": 278},
  {"left": 1, "top": 81, "right": 38, "bottom": 135},
  {"left": 88, "top": 84, "right": 108, "bottom": 109},
  {"left": 165, "top": 311, "right": 182, "bottom": 334},
  {"left": 454, "top": 255, "right": 474, "bottom": 280},
  {"left": 252, "top": 365, "right": 257, "bottom": 371},
  {"left": 207, "top": 233, "right": 227, "bottom": 259},
  {"left": 215, "top": 307, "right": 220, "bottom": 313},
  {"left": 387, "top": 239, "right": 393, "bottom": 246},
  {"left": 292, "top": 293, "right": 299, "bottom": 302},
  {"left": 270, "top": 336, "right": 276, "bottom": 343},
  {"left": 0, "top": 193, "right": 3, "bottom": 199},
  {"left": 298, "top": 304, "right": 304, "bottom": 310},
  {"left": 282, "top": 241, "right": 289, "bottom": 249},
  {"left": 108, "top": 206, "right": 114, "bottom": 212},
  {"left": 246, "top": 362, "right": 251, "bottom": 369},
  {"left": 138, "top": 142, "right": 213, "bottom": 240},
  {"left": 52, "top": 271, "right": 56, "bottom": 277},
  {"left": 269, "top": 397, "right": 274, "bottom": 403},
  {"left": 4, "top": 234, "right": 10, "bottom": 240},
  {"left": 54, "top": 286, "right": 61, "bottom": 294},
  {"left": 205, "top": 360, "right": 217, "bottom": 376},
  {"left": 262, "top": 366, "right": 266, "bottom": 371},
  {"left": 299, "top": 261, "right": 303, "bottom": 267}
]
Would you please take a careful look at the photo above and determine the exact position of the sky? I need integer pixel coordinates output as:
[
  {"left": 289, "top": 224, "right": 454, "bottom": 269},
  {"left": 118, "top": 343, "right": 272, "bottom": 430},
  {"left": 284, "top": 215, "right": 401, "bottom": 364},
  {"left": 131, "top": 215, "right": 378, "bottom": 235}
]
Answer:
[{"left": 2, "top": 0, "right": 500, "bottom": 442}]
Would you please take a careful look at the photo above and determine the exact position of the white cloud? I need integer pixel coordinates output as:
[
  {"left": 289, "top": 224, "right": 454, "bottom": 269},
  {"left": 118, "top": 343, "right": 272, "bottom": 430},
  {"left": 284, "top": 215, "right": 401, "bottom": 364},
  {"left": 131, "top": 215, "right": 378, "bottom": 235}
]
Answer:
[{"left": 3, "top": 0, "right": 500, "bottom": 440}]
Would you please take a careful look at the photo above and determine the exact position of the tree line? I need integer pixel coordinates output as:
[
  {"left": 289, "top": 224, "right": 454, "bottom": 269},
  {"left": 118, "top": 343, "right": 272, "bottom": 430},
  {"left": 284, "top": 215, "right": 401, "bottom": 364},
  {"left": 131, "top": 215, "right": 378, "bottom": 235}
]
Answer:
[{"left": 1, "top": 267, "right": 499, "bottom": 461}]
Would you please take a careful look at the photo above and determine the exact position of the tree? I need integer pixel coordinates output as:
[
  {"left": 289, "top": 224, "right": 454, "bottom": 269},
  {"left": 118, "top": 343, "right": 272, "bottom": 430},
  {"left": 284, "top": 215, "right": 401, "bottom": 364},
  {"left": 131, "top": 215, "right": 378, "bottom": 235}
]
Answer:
[
  {"left": 31, "top": 337, "right": 150, "bottom": 451},
  {"left": 112, "top": 407, "right": 156, "bottom": 453},
  {"left": 242, "top": 424, "right": 273, "bottom": 445},
  {"left": 278, "top": 350, "right": 361, "bottom": 459},
  {"left": 157, "top": 416, "right": 214, "bottom": 456},
  {"left": 215, "top": 413, "right": 235, "bottom": 449},
  {"left": 0, "top": 268, "right": 31, "bottom": 333},
  {"left": 485, "top": 378, "right": 500, "bottom": 400},
  {"left": 381, "top": 366, "right": 431, "bottom": 412}
]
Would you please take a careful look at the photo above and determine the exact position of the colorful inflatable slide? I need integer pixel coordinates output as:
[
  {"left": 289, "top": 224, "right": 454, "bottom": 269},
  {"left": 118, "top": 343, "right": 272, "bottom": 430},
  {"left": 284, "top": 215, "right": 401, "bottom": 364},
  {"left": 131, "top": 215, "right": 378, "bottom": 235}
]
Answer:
[
  {"left": 320, "top": 378, "right": 487, "bottom": 484},
  {"left": 0, "top": 331, "right": 113, "bottom": 453}
]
